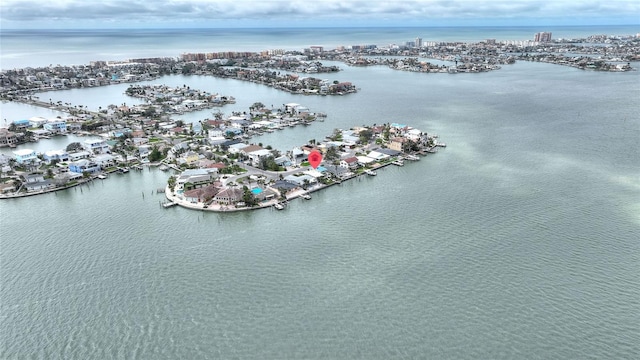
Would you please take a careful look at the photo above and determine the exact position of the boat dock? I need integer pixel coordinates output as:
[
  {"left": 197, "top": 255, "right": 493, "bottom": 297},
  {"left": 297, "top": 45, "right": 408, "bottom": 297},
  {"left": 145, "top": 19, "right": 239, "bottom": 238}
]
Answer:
[{"left": 162, "top": 201, "right": 177, "bottom": 208}]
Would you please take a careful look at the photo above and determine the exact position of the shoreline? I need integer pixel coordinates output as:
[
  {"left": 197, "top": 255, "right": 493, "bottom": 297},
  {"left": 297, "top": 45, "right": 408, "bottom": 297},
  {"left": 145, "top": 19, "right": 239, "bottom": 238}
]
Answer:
[{"left": 163, "top": 159, "right": 403, "bottom": 213}]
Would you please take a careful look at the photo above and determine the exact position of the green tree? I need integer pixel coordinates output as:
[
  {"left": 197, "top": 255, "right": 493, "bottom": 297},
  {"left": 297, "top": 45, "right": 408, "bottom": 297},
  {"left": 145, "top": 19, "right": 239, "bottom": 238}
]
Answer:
[
  {"left": 325, "top": 146, "right": 340, "bottom": 164},
  {"left": 148, "top": 146, "right": 163, "bottom": 162},
  {"left": 66, "top": 142, "right": 83, "bottom": 152},
  {"left": 359, "top": 129, "right": 374, "bottom": 144}
]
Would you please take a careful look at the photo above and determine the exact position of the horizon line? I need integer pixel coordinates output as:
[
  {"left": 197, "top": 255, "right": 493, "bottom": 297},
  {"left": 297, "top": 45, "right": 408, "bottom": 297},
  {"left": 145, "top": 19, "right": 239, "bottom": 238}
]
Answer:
[{"left": 2, "top": 24, "right": 639, "bottom": 31}]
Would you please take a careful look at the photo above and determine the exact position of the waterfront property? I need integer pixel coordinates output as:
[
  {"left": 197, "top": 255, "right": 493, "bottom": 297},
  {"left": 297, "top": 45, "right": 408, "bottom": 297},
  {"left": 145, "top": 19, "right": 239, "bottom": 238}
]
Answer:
[{"left": 13, "top": 148, "right": 38, "bottom": 165}]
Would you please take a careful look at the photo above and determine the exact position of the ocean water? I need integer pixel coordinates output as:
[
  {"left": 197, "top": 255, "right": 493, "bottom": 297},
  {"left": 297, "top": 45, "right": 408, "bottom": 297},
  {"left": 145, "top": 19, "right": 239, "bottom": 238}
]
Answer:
[
  {"left": 1, "top": 27, "right": 640, "bottom": 359},
  {"left": 1, "top": 25, "right": 639, "bottom": 69}
]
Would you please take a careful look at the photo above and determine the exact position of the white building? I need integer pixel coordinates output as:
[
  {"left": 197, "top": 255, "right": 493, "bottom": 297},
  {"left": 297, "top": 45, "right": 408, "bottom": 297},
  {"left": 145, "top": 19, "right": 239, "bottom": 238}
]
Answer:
[
  {"left": 43, "top": 119, "right": 67, "bottom": 134},
  {"left": 13, "top": 149, "right": 38, "bottom": 165},
  {"left": 83, "top": 139, "right": 110, "bottom": 154},
  {"left": 28, "top": 116, "right": 49, "bottom": 128}
]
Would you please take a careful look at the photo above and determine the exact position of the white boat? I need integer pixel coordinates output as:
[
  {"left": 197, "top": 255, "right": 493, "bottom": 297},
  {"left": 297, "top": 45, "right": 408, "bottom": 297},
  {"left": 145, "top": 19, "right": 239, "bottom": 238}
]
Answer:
[
  {"left": 274, "top": 203, "right": 285, "bottom": 210},
  {"left": 365, "top": 169, "right": 377, "bottom": 176},
  {"left": 159, "top": 165, "right": 169, "bottom": 171},
  {"left": 392, "top": 160, "right": 404, "bottom": 166},
  {"left": 96, "top": 174, "right": 108, "bottom": 179},
  {"left": 301, "top": 193, "right": 311, "bottom": 200}
]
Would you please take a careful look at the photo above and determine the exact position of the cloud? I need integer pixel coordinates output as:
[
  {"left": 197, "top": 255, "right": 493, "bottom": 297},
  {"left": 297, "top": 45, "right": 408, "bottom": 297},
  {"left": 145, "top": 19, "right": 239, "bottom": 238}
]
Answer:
[{"left": 1, "top": 0, "right": 638, "bottom": 26}]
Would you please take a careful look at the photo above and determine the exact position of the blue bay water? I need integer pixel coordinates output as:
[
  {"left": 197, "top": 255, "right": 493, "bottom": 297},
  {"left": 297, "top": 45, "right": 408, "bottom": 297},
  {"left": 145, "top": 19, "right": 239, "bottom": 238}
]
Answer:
[{"left": 1, "top": 27, "right": 640, "bottom": 359}]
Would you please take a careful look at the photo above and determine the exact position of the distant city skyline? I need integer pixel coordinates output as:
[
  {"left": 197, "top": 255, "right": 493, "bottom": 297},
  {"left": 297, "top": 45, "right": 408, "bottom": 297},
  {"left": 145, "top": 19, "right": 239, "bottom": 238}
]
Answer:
[{"left": 1, "top": 0, "right": 639, "bottom": 29}]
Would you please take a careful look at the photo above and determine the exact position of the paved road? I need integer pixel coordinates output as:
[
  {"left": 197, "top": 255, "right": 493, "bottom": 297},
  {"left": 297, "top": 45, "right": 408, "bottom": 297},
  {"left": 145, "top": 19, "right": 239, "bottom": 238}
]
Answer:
[{"left": 222, "top": 162, "right": 311, "bottom": 186}]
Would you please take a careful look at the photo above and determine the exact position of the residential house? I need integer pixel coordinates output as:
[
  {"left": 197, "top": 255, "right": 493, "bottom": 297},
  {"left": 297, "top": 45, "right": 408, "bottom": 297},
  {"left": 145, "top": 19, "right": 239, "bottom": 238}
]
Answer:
[
  {"left": 43, "top": 119, "right": 67, "bottom": 134},
  {"left": 367, "top": 150, "right": 390, "bottom": 162},
  {"left": 138, "top": 144, "right": 152, "bottom": 159},
  {"left": 68, "top": 151, "right": 92, "bottom": 161},
  {"left": 213, "top": 187, "right": 244, "bottom": 205},
  {"left": 183, "top": 184, "right": 221, "bottom": 204},
  {"left": 179, "top": 151, "right": 200, "bottom": 165},
  {"left": 13, "top": 149, "right": 38, "bottom": 165},
  {"left": 176, "top": 169, "right": 216, "bottom": 189},
  {"left": 43, "top": 149, "right": 69, "bottom": 163},
  {"left": 247, "top": 149, "right": 272, "bottom": 167},
  {"left": 68, "top": 159, "right": 100, "bottom": 174},
  {"left": 92, "top": 154, "right": 116, "bottom": 168},
  {"left": 228, "top": 143, "right": 249, "bottom": 154},
  {"left": 83, "top": 139, "right": 110, "bottom": 154},
  {"left": 340, "top": 156, "right": 359, "bottom": 170},
  {"left": 341, "top": 130, "right": 360, "bottom": 145},
  {"left": 0, "top": 128, "right": 18, "bottom": 147},
  {"left": 23, "top": 173, "right": 45, "bottom": 183},
  {"left": 0, "top": 182, "right": 17, "bottom": 194},
  {"left": 273, "top": 179, "right": 299, "bottom": 193},
  {"left": 23, "top": 178, "right": 54, "bottom": 192},
  {"left": 274, "top": 155, "right": 292, "bottom": 167},
  {"left": 389, "top": 137, "right": 408, "bottom": 152},
  {"left": 284, "top": 173, "right": 317, "bottom": 187},
  {"left": 208, "top": 127, "right": 225, "bottom": 138},
  {"left": 12, "top": 119, "right": 30, "bottom": 130},
  {"left": 323, "top": 164, "right": 350, "bottom": 178},
  {"left": 376, "top": 148, "right": 403, "bottom": 157},
  {"left": 28, "top": 116, "right": 48, "bottom": 128}
]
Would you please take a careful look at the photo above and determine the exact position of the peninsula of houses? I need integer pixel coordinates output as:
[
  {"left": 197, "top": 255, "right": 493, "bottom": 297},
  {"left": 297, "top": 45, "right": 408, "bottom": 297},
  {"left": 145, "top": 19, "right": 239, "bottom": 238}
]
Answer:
[
  {"left": 163, "top": 122, "right": 443, "bottom": 212},
  {"left": 0, "top": 101, "right": 332, "bottom": 198},
  {"left": 0, "top": 98, "right": 443, "bottom": 211}
]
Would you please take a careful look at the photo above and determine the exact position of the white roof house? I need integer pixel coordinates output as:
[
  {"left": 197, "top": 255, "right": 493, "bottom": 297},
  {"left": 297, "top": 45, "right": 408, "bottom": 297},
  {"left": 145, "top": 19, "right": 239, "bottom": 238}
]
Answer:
[{"left": 13, "top": 149, "right": 38, "bottom": 164}]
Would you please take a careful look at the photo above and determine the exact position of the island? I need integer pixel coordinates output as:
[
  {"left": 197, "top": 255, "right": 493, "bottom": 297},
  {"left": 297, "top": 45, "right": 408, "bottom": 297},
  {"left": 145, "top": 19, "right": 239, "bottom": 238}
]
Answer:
[{"left": 162, "top": 122, "right": 443, "bottom": 212}]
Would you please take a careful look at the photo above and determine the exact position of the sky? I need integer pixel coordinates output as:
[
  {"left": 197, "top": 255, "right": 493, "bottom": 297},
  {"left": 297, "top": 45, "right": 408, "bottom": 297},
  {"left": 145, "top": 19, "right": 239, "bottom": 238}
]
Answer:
[{"left": 1, "top": 0, "right": 639, "bottom": 29}]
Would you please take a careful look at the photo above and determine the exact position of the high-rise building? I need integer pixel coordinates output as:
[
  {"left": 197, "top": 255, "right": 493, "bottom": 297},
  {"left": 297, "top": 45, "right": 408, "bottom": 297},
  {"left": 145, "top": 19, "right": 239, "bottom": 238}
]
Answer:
[
  {"left": 415, "top": 37, "right": 423, "bottom": 48},
  {"left": 534, "top": 32, "right": 552, "bottom": 42}
]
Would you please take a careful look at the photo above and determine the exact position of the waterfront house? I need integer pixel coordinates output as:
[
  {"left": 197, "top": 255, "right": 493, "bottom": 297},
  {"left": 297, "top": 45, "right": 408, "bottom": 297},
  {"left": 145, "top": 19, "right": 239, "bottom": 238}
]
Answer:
[
  {"left": 43, "top": 119, "right": 67, "bottom": 134},
  {"left": 273, "top": 179, "right": 299, "bottom": 193},
  {"left": 28, "top": 116, "right": 49, "bottom": 128},
  {"left": 92, "top": 154, "right": 116, "bottom": 168},
  {"left": 43, "top": 149, "right": 69, "bottom": 163},
  {"left": 83, "top": 139, "right": 110, "bottom": 154},
  {"left": 213, "top": 187, "right": 244, "bottom": 205},
  {"left": 356, "top": 156, "right": 376, "bottom": 166},
  {"left": 376, "top": 148, "right": 403, "bottom": 157},
  {"left": 340, "top": 156, "right": 359, "bottom": 170},
  {"left": 323, "top": 164, "right": 350, "bottom": 178},
  {"left": 284, "top": 174, "right": 317, "bottom": 187},
  {"left": 23, "top": 177, "right": 54, "bottom": 192},
  {"left": 0, "top": 182, "right": 17, "bottom": 194},
  {"left": 68, "top": 151, "right": 92, "bottom": 161},
  {"left": 389, "top": 137, "right": 408, "bottom": 152},
  {"left": 23, "top": 173, "right": 45, "bottom": 183},
  {"left": 12, "top": 119, "right": 30, "bottom": 130},
  {"left": 68, "top": 159, "right": 100, "bottom": 174},
  {"left": 13, "top": 149, "right": 38, "bottom": 165},
  {"left": 183, "top": 184, "right": 221, "bottom": 204},
  {"left": 0, "top": 128, "right": 18, "bottom": 147},
  {"left": 366, "top": 150, "right": 390, "bottom": 161},
  {"left": 176, "top": 169, "right": 216, "bottom": 189},
  {"left": 138, "top": 144, "right": 151, "bottom": 159}
]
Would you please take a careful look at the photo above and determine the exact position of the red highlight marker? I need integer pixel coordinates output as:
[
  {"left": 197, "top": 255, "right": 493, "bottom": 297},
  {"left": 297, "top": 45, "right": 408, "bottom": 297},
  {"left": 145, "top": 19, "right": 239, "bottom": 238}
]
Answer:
[{"left": 308, "top": 150, "right": 322, "bottom": 169}]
